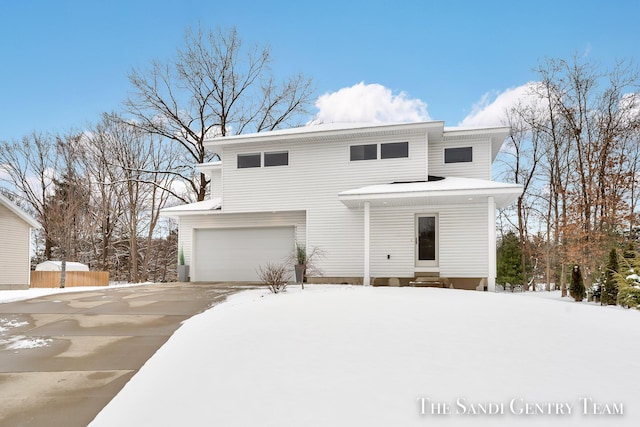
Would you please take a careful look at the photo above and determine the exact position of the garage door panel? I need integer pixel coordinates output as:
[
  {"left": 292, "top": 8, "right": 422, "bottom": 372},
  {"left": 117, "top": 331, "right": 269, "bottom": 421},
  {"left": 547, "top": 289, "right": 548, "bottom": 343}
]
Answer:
[{"left": 194, "top": 227, "right": 294, "bottom": 281}]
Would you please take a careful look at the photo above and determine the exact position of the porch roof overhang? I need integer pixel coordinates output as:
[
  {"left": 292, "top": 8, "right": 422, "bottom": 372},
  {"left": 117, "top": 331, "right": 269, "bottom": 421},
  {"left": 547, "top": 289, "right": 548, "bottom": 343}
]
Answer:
[
  {"left": 160, "top": 198, "right": 222, "bottom": 217},
  {"left": 338, "top": 177, "right": 523, "bottom": 209},
  {"left": 196, "top": 161, "right": 222, "bottom": 175}
]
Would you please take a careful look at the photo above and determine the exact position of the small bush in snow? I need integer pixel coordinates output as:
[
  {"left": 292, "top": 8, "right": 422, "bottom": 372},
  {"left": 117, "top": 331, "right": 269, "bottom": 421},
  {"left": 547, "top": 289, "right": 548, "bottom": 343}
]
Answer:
[
  {"left": 288, "top": 244, "right": 325, "bottom": 289},
  {"left": 614, "top": 245, "right": 640, "bottom": 309},
  {"left": 617, "top": 285, "right": 640, "bottom": 309},
  {"left": 600, "top": 248, "right": 619, "bottom": 305},
  {"left": 570, "top": 265, "right": 585, "bottom": 302},
  {"left": 257, "top": 262, "right": 290, "bottom": 294}
]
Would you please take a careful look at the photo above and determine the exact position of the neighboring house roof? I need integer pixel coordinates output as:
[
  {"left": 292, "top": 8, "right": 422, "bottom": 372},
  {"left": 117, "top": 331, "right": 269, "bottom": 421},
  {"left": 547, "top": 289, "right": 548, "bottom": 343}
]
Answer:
[
  {"left": 338, "top": 177, "right": 523, "bottom": 209},
  {"left": 0, "top": 193, "right": 41, "bottom": 228},
  {"left": 161, "top": 198, "right": 222, "bottom": 217},
  {"left": 35, "top": 261, "right": 89, "bottom": 271}
]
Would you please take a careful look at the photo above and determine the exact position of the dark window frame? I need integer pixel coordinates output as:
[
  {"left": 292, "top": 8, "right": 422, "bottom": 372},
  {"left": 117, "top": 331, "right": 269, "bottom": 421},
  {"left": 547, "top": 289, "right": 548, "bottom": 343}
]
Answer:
[
  {"left": 350, "top": 144, "right": 377, "bottom": 161},
  {"left": 264, "top": 151, "right": 289, "bottom": 167},
  {"left": 444, "top": 147, "right": 473, "bottom": 164},
  {"left": 381, "top": 141, "right": 409, "bottom": 159},
  {"left": 416, "top": 214, "right": 439, "bottom": 267},
  {"left": 237, "top": 153, "right": 261, "bottom": 169}
]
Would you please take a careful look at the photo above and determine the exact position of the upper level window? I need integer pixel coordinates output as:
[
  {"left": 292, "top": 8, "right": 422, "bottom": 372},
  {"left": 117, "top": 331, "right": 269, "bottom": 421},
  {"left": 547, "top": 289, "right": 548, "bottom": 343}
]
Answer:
[
  {"left": 350, "top": 144, "right": 377, "bottom": 161},
  {"left": 264, "top": 151, "right": 289, "bottom": 167},
  {"left": 444, "top": 147, "right": 473, "bottom": 163},
  {"left": 381, "top": 142, "right": 409, "bottom": 159},
  {"left": 237, "top": 153, "right": 261, "bottom": 168}
]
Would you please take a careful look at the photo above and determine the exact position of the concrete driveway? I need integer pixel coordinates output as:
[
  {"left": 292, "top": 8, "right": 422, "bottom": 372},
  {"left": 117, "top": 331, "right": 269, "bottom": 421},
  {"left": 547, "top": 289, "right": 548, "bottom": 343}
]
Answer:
[{"left": 0, "top": 282, "right": 252, "bottom": 427}]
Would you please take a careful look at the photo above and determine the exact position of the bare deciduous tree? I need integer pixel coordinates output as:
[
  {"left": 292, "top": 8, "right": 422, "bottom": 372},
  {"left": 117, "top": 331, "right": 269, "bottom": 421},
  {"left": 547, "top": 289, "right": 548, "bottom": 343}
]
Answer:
[
  {"left": 499, "top": 102, "right": 544, "bottom": 289},
  {"left": 44, "top": 134, "right": 90, "bottom": 287},
  {"left": 123, "top": 25, "right": 314, "bottom": 202},
  {"left": 86, "top": 113, "right": 180, "bottom": 282},
  {"left": 0, "top": 133, "right": 59, "bottom": 258},
  {"left": 499, "top": 55, "right": 640, "bottom": 293},
  {"left": 82, "top": 123, "right": 124, "bottom": 273}
]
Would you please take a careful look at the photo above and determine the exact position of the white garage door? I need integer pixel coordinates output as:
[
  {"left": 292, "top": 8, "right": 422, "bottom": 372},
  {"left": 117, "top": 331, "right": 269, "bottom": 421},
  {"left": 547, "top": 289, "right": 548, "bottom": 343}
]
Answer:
[{"left": 193, "top": 227, "right": 295, "bottom": 281}]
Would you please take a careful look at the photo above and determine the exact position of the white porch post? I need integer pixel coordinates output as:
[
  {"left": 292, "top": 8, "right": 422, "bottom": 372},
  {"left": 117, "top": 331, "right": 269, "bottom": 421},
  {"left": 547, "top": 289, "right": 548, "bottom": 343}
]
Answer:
[
  {"left": 487, "top": 196, "right": 496, "bottom": 292},
  {"left": 364, "top": 201, "right": 371, "bottom": 286}
]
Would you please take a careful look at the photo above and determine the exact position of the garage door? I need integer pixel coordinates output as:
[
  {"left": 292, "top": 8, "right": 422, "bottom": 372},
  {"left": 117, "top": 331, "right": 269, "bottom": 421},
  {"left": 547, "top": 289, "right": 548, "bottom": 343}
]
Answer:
[{"left": 193, "top": 227, "right": 295, "bottom": 281}]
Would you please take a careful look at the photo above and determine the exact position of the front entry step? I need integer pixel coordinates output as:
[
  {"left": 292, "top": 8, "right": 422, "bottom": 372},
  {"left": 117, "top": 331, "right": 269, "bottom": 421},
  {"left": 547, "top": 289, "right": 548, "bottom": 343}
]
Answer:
[{"left": 409, "top": 276, "right": 451, "bottom": 288}]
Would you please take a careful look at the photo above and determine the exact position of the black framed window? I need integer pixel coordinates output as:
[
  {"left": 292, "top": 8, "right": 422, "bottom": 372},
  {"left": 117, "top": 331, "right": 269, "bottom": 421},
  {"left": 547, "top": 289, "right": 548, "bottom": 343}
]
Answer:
[
  {"left": 237, "top": 153, "right": 261, "bottom": 168},
  {"left": 350, "top": 144, "right": 377, "bottom": 161},
  {"left": 381, "top": 142, "right": 409, "bottom": 159},
  {"left": 444, "top": 147, "right": 473, "bottom": 163},
  {"left": 264, "top": 151, "right": 289, "bottom": 167}
]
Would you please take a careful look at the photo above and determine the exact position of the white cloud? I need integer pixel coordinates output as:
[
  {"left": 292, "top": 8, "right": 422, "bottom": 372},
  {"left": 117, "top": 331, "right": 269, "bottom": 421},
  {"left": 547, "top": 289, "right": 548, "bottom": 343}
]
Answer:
[
  {"left": 311, "top": 82, "right": 430, "bottom": 124},
  {"left": 458, "top": 83, "right": 540, "bottom": 128},
  {"left": 620, "top": 92, "right": 640, "bottom": 124},
  {"left": 170, "top": 179, "right": 192, "bottom": 201},
  {"left": 460, "top": 82, "right": 640, "bottom": 132}
]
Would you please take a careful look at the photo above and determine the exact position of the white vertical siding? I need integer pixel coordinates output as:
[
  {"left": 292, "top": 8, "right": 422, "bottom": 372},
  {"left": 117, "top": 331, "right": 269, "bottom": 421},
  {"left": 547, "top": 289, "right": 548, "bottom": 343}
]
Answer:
[
  {"left": 370, "top": 207, "right": 416, "bottom": 277},
  {"left": 368, "top": 203, "right": 489, "bottom": 278},
  {"left": 0, "top": 204, "right": 31, "bottom": 286},
  {"left": 218, "top": 135, "right": 428, "bottom": 276},
  {"left": 306, "top": 205, "right": 365, "bottom": 276},
  {"left": 210, "top": 168, "right": 222, "bottom": 198},
  {"left": 428, "top": 137, "right": 492, "bottom": 180},
  {"left": 180, "top": 128, "right": 499, "bottom": 280},
  {"left": 438, "top": 204, "right": 488, "bottom": 277},
  {"left": 221, "top": 135, "right": 427, "bottom": 212}
]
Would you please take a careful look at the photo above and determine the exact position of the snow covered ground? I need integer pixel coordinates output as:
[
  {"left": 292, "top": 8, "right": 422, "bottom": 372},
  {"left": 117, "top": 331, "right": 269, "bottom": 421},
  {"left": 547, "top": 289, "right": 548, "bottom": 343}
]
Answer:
[
  {"left": 0, "top": 282, "right": 149, "bottom": 304},
  {"left": 85, "top": 285, "right": 639, "bottom": 427}
]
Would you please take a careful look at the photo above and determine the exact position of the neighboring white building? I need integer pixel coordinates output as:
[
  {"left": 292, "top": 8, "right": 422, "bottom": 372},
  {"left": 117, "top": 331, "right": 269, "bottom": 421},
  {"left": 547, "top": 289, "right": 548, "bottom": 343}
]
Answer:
[
  {"left": 0, "top": 193, "right": 40, "bottom": 290},
  {"left": 35, "top": 261, "right": 90, "bottom": 272},
  {"left": 161, "top": 121, "right": 523, "bottom": 290}
]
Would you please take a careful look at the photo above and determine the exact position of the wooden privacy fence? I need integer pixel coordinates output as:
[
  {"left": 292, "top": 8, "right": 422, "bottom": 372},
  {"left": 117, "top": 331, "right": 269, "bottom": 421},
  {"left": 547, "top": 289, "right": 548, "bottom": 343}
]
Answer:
[{"left": 30, "top": 271, "right": 109, "bottom": 288}]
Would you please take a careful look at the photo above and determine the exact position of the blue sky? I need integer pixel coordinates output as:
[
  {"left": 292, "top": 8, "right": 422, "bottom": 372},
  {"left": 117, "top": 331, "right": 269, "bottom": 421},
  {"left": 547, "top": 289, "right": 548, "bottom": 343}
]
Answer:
[{"left": 1, "top": 0, "right": 638, "bottom": 141}]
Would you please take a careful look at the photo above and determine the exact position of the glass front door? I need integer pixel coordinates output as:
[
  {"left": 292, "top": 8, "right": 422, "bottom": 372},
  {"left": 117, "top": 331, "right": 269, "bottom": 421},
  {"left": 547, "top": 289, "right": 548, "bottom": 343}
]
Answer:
[{"left": 416, "top": 215, "right": 438, "bottom": 266}]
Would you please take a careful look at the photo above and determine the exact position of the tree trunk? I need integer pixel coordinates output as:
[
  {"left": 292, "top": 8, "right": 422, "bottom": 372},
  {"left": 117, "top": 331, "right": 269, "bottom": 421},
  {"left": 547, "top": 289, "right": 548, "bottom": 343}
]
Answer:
[
  {"left": 60, "top": 259, "right": 67, "bottom": 288},
  {"left": 517, "top": 197, "right": 529, "bottom": 291},
  {"left": 131, "top": 231, "right": 139, "bottom": 283}
]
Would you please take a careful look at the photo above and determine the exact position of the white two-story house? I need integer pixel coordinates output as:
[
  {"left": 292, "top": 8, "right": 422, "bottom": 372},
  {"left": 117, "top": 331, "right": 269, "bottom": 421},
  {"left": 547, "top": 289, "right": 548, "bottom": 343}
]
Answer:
[{"left": 161, "top": 121, "right": 523, "bottom": 291}]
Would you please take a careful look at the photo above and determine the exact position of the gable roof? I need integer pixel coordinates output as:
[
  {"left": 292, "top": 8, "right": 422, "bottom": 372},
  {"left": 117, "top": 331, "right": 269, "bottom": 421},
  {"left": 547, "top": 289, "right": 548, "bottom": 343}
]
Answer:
[{"left": 0, "top": 193, "right": 41, "bottom": 228}]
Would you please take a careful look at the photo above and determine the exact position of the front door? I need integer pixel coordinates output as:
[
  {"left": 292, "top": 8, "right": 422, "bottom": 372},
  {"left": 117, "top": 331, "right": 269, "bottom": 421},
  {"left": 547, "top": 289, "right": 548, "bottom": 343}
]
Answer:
[{"left": 416, "top": 215, "right": 438, "bottom": 267}]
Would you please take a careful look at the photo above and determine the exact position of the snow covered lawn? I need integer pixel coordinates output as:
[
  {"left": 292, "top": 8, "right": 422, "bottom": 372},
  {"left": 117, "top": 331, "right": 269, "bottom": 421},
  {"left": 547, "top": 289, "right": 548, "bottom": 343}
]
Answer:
[{"left": 89, "top": 286, "right": 640, "bottom": 427}]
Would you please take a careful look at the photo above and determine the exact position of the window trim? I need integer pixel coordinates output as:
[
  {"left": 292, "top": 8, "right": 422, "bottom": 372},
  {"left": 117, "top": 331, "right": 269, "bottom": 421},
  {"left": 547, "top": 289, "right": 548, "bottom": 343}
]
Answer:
[
  {"left": 350, "top": 143, "right": 378, "bottom": 161},
  {"left": 444, "top": 146, "right": 473, "bottom": 164},
  {"left": 381, "top": 141, "right": 409, "bottom": 159},
  {"left": 237, "top": 153, "right": 261, "bottom": 169},
  {"left": 264, "top": 151, "right": 289, "bottom": 167}
]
